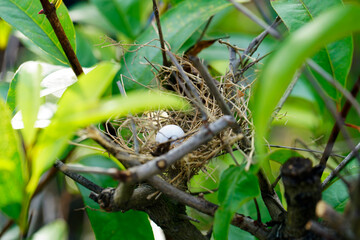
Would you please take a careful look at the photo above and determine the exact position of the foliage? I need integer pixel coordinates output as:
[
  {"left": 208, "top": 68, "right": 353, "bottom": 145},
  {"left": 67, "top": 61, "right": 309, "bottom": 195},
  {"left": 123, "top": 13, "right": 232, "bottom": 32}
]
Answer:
[{"left": 0, "top": 0, "right": 359, "bottom": 239}]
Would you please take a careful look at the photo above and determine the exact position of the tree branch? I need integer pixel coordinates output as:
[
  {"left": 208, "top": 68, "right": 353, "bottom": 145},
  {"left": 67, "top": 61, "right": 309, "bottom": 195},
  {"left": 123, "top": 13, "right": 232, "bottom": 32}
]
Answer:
[
  {"left": 39, "top": 0, "right": 83, "bottom": 76},
  {"left": 322, "top": 142, "right": 360, "bottom": 189}
]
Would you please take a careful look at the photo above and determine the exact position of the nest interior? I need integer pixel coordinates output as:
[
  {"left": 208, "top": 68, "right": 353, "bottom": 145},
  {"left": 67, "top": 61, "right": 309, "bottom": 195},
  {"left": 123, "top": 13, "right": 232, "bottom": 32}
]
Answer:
[{"left": 110, "top": 54, "right": 252, "bottom": 189}]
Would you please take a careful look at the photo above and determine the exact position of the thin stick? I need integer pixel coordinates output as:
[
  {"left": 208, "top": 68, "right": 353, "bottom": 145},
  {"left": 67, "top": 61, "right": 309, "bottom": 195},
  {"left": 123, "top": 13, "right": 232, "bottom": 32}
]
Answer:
[
  {"left": 253, "top": 0, "right": 272, "bottom": 25},
  {"left": 39, "top": 0, "right": 83, "bottom": 76},
  {"left": 228, "top": 0, "right": 281, "bottom": 39},
  {"left": 322, "top": 142, "right": 360, "bottom": 188},
  {"left": 152, "top": 0, "right": 169, "bottom": 66},
  {"left": 167, "top": 51, "right": 208, "bottom": 120},
  {"left": 189, "top": 56, "right": 247, "bottom": 138},
  {"left": 54, "top": 160, "right": 103, "bottom": 194},
  {"left": 0, "top": 220, "right": 14, "bottom": 238},
  {"left": 58, "top": 163, "right": 119, "bottom": 177},
  {"left": 269, "top": 144, "right": 344, "bottom": 159},
  {"left": 239, "top": 16, "right": 281, "bottom": 69}
]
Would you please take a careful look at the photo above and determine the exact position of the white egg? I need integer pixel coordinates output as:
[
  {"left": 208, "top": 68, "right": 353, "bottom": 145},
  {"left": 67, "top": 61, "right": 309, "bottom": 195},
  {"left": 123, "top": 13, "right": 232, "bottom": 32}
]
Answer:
[{"left": 155, "top": 125, "right": 185, "bottom": 144}]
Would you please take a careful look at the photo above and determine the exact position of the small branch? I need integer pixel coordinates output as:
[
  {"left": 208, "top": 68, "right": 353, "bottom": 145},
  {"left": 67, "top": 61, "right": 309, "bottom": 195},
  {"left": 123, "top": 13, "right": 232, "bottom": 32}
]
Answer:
[
  {"left": 117, "top": 81, "right": 140, "bottom": 154},
  {"left": 39, "top": 0, "right": 83, "bottom": 76},
  {"left": 86, "top": 126, "right": 142, "bottom": 168},
  {"left": 253, "top": 0, "right": 272, "bottom": 25},
  {"left": 305, "top": 71, "right": 360, "bottom": 170},
  {"left": 272, "top": 70, "right": 302, "bottom": 119},
  {"left": 0, "top": 220, "right": 14, "bottom": 238},
  {"left": 189, "top": 56, "right": 247, "bottom": 139},
  {"left": 58, "top": 163, "right": 119, "bottom": 177},
  {"left": 257, "top": 170, "right": 286, "bottom": 222},
  {"left": 152, "top": 0, "right": 169, "bottom": 66},
  {"left": 167, "top": 51, "right": 208, "bottom": 120},
  {"left": 54, "top": 160, "right": 103, "bottom": 194},
  {"left": 239, "top": 16, "right": 281, "bottom": 70},
  {"left": 121, "top": 116, "right": 234, "bottom": 183},
  {"left": 322, "top": 142, "right": 360, "bottom": 188},
  {"left": 269, "top": 144, "right": 345, "bottom": 158},
  {"left": 228, "top": 0, "right": 281, "bottom": 39}
]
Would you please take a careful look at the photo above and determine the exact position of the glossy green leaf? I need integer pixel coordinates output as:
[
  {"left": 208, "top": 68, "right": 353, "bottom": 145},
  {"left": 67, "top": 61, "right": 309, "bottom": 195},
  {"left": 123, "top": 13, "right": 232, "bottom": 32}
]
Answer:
[
  {"left": 0, "top": 0, "right": 76, "bottom": 64},
  {"left": 120, "top": 0, "right": 231, "bottom": 91},
  {"left": 28, "top": 62, "right": 120, "bottom": 193},
  {"left": 16, "top": 62, "right": 42, "bottom": 146},
  {"left": 30, "top": 219, "right": 67, "bottom": 240},
  {"left": 213, "top": 165, "right": 259, "bottom": 240},
  {"left": 7, "top": 61, "right": 64, "bottom": 112},
  {"left": 75, "top": 155, "right": 154, "bottom": 240},
  {"left": 89, "top": 0, "right": 151, "bottom": 39},
  {"left": 271, "top": 0, "right": 353, "bottom": 101},
  {"left": 252, "top": 4, "right": 360, "bottom": 165},
  {"left": 0, "top": 99, "right": 26, "bottom": 222},
  {"left": 322, "top": 178, "right": 350, "bottom": 212},
  {"left": 53, "top": 90, "right": 188, "bottom": 126}
]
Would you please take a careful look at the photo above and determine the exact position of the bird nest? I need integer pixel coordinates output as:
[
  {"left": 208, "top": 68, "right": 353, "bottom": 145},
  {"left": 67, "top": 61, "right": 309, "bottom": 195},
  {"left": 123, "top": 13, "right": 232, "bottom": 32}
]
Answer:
[{"left": 109, "top": 54, "right": 252, "bottom": 189}]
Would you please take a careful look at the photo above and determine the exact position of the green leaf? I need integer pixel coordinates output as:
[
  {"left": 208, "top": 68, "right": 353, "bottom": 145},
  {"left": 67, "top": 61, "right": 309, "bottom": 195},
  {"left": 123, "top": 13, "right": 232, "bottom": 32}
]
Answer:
[
  {"left": 213, "top": 165, "right": 259, "bottom": 240},
  {"left": 0, "top": 0, "right": 76, "bottom": 64},
  {"left": 271, "top": 0, "right": 353, "bottom": 101},
  {"left": 27, "top": 62, "right": 120, "bottom": 193},
  {"left": 0, "top": 99, "right": 26, "bottom": 223},
  {"left": 322, "top": 178, "right": 350, "bottom": 212},
  {"left": 89, "top": 0, "right": 151, "bottom": 39},
  {"left": 30, "top": 219, "right": 67, "bottom": 240},
  {"left": 75, "top": 155, "right": 154, "bottom": 240},
  {"left": 7, "top": 61, "right": 64, "bottom": 112},
  {"left": 53, "top": 90, "right": 189, "bottom": 127},
  {"left": 16, "top": 62, "right": 42, "bottom": 146},
  {"left": 252, "top": 4, "right": 360, "bottom": 165},
  {"left": 120, "top": 0, "right": 231, "bottom": 91}
]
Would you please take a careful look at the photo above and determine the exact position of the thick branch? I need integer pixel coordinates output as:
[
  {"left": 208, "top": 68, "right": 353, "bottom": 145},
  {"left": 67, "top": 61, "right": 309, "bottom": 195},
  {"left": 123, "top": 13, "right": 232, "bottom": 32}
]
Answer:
[{"left": 281, "top": 157, "right": 322, "bottom": 239}]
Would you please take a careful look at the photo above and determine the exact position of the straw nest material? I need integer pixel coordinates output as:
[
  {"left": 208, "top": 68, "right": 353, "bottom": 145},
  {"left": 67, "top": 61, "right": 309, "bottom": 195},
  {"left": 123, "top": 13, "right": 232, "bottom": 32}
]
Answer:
[{"left": 109, "top": 54, "right": 252, "bottom": 189}]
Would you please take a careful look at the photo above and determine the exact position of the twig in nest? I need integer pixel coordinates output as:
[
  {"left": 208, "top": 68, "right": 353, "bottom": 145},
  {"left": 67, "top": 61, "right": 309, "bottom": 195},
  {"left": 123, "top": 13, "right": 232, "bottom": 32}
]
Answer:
[
  {"left": 167, "top": 51, "right": 209, "bottom": 121},
  {"left": 152, "top": 0, "right": 169, "bottom": 66},
  {"left": 119, "top": 115, "right": 235, "bottom": 183}
]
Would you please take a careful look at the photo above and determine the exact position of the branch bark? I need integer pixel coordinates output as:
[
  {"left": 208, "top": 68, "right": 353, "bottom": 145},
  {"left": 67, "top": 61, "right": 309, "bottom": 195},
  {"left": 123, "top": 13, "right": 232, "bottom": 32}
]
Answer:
[{"left": 39, "top": 0, "right": 83, "bottom": 76}]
